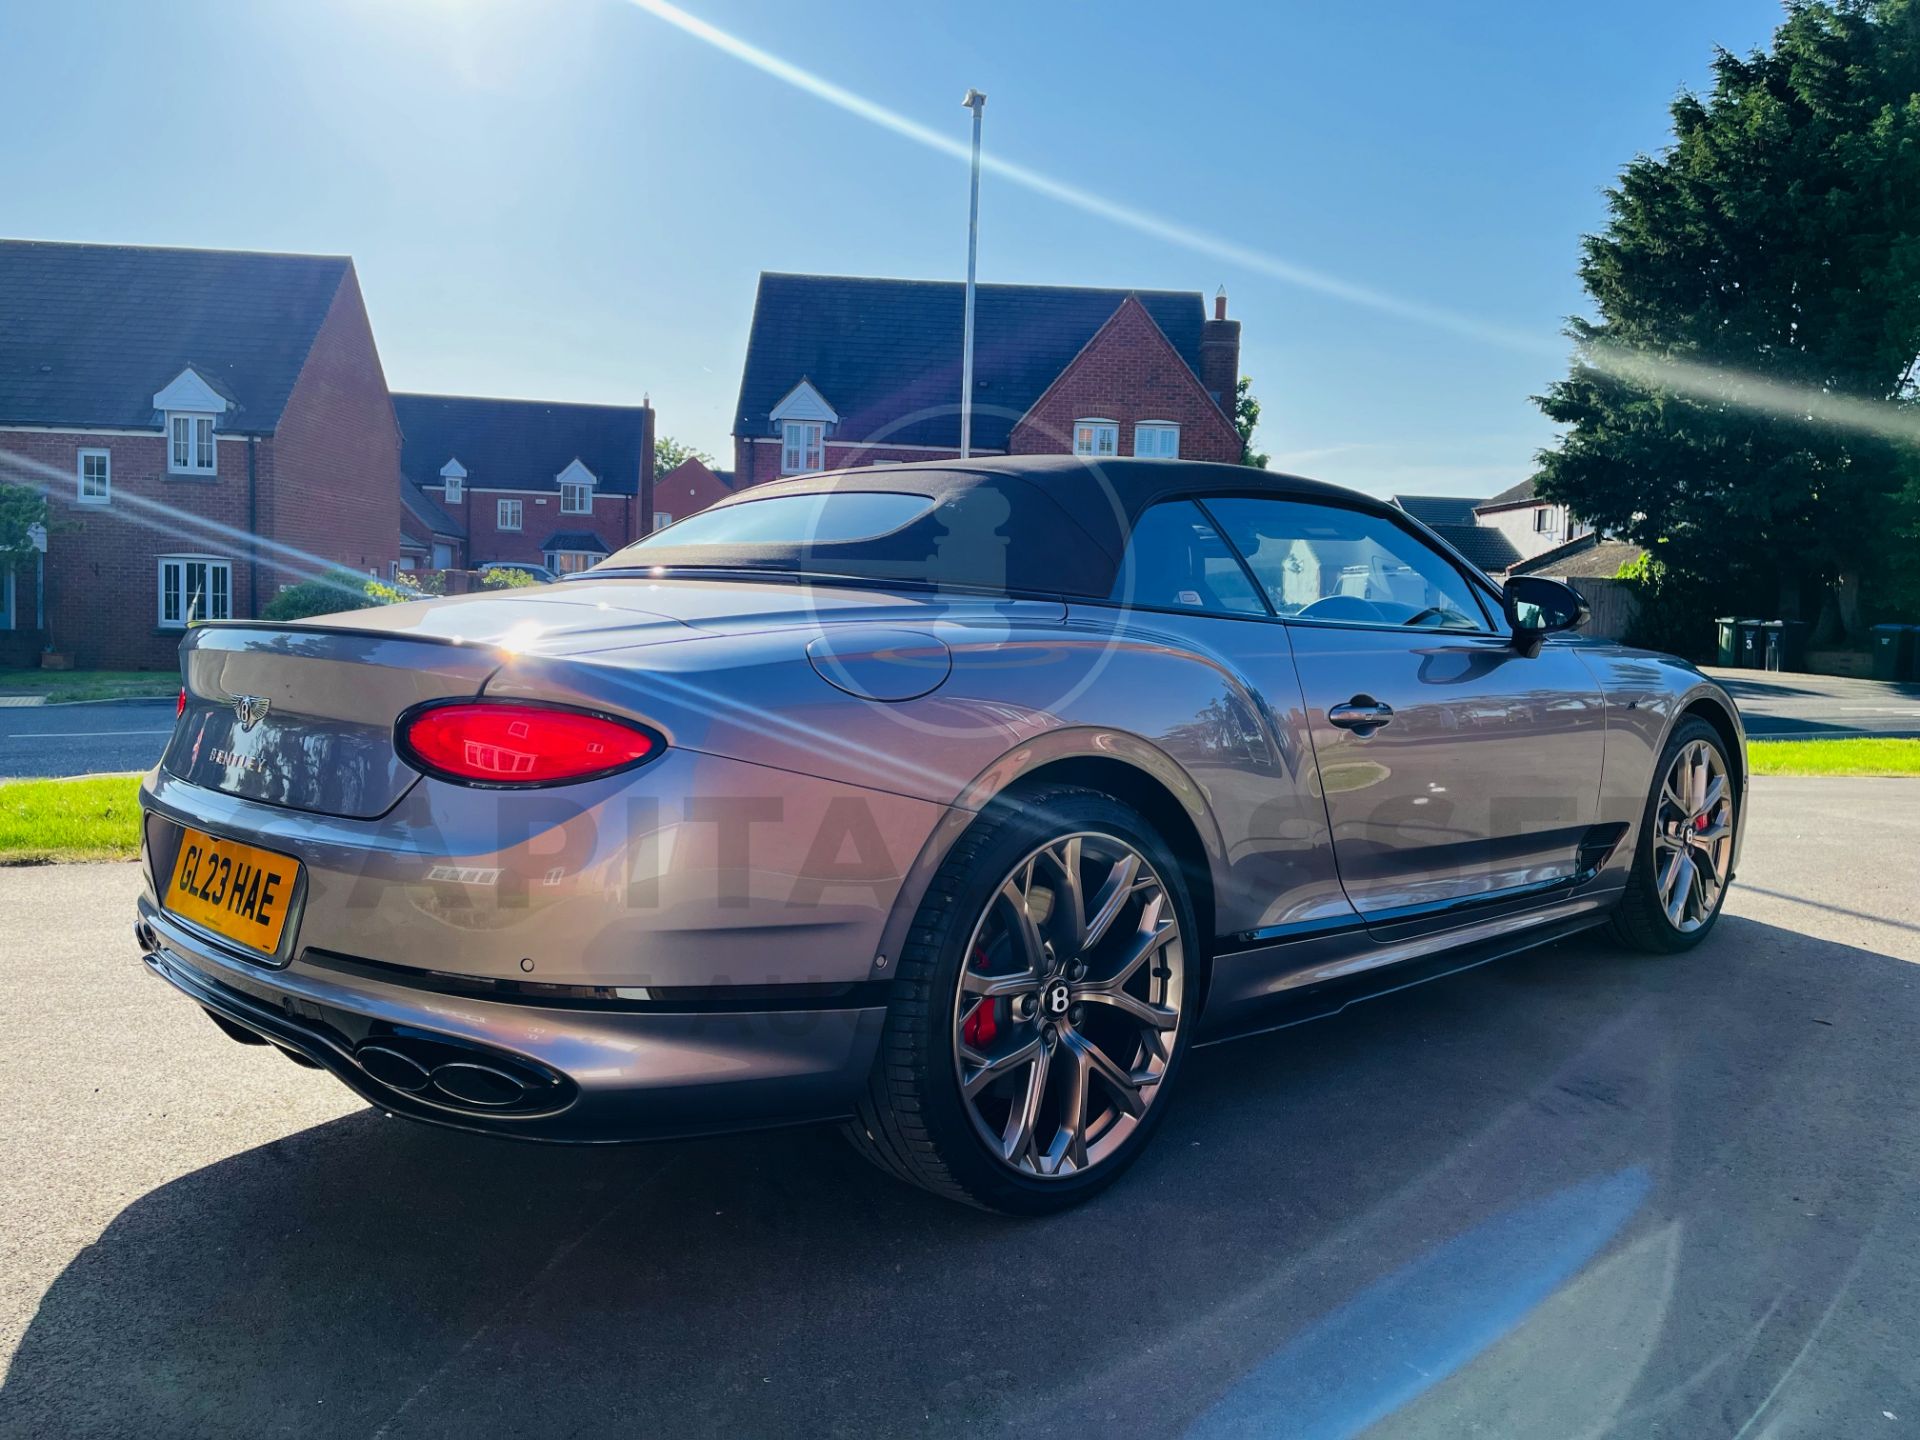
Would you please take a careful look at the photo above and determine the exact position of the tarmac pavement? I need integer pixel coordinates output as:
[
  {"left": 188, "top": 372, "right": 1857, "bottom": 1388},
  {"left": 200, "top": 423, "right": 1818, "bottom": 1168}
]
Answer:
[{"left": 1, "top": 776, "right": 1917, "bottom": 1437}]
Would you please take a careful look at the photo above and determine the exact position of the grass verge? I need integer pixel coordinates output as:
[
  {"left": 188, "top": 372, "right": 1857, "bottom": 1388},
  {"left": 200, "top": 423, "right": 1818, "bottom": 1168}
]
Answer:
[
  {"left": 0, "top": 668, "right": 178, "bottom": 704},
  {"left": 0, "top": 774, "right": 142, "bottom": 863},
  {"left": 1748, "top": 738, "right": 1920, "bottom": 777}
]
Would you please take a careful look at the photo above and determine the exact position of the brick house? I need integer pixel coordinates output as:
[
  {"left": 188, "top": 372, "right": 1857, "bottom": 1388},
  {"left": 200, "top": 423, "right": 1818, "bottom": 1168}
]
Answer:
[
  {"left": 0, "top": 240, "right": 401, "bottom": 670},
  {"left": 393, "top": 393, "right": 654, "bottom": 575},
  {"left": 651, "top": 455, "right": 734, "bottom": 530},
  {"left": 731, "top": 273, "right": 1245, "bottom": 485}
]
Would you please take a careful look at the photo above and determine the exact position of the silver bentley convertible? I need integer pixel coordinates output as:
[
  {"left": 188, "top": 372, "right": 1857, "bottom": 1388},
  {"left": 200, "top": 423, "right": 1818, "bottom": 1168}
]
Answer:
[{"left": 135, "top": 457, "right": 1745, "bottom": 1213}]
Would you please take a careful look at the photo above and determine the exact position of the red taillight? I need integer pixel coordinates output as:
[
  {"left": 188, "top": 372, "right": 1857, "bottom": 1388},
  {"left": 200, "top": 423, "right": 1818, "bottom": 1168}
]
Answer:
[
  {"left": 177, "top": 687, "right": 187, "bottom": 718},
  {"left": 397, "top": 702, "right": 660, "bottom": 786}
]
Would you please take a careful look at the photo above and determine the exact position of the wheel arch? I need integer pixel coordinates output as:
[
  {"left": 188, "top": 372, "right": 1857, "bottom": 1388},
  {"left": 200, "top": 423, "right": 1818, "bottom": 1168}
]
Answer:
[
  {"left": 1678, "top": 692, "right": 1746, "bottom": 790},
  {"left": 870, "top": 729, "right": 1226, "bottom": 996}
]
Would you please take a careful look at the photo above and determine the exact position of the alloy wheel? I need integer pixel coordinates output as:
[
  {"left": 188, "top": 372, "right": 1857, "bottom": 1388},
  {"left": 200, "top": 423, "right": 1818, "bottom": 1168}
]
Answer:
[
  {"left": 951, "top": 831, "right": 1185, "bottom": 1178},
  {"left": 1652, "top": 739, "right": 1734, "bottom": 933}
]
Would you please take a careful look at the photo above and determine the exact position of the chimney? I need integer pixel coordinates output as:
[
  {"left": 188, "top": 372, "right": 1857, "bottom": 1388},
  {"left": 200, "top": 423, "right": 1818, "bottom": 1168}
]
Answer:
[{"left": 1200, "top": 286, "right": 1241, "bottom": 418}]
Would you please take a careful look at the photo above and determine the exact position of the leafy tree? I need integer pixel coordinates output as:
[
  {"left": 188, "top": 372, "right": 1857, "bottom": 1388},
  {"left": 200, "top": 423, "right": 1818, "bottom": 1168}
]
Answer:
[
  {"left": 1234, "top": 377, "right": 1268, "bottom": 469},
  {"left": 1533, "top": 0, "right": 1920, "bottom": 639},
  {"left": 0, "top": 482, "right": 49, "bottom": 563},
  {"left": 655, "top": 435, "right": 715, "bottom": 476}
]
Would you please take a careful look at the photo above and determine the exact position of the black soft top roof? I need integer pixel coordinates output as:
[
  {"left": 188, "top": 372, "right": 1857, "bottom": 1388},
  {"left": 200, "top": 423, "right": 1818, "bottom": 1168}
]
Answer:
[{"left": 598, "top": 456, "right": 1385, "bottom": 599}]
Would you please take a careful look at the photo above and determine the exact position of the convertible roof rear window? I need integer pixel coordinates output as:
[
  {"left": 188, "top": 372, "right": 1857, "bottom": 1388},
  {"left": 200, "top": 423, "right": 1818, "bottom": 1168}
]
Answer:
[
  {"left": 625, "top": 491, "right": 936, "bottom": 550},
  {"left": 588, "top": 458, "right": 1376, "bottom": 598}
]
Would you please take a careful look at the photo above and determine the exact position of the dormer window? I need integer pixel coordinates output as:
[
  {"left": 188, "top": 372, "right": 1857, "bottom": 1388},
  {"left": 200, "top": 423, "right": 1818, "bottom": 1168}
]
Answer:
[
  {"left": 555, "top": 459, "right": 597, "bottom": 515},
  {"left": 439, "top": 457, "right": 467, "bottom": 503},
  {"left": 781, "top": 421, "right": 825, "bottom": 475},
  {"left": 169, "top": 413, "right": 216, "bottom": 475},
  {"left": 445, "top": 476, "right": 463, "bottom": 503},
  {"left": 153, "top": 367, "right": 229, "bottom": 477},
  {"left": 769, "top": 380, "right": 837, "bottom": 476}
]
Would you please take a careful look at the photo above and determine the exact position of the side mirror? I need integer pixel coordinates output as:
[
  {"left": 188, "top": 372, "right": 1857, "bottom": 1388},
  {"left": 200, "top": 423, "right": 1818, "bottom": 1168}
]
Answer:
[{"left": 1502, "top": 576, "right": 1589, "bottom": 656}]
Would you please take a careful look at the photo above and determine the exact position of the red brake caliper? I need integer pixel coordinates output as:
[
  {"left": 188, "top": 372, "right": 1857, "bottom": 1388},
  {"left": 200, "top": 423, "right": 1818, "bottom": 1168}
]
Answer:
[{"left": 962, "top": 944, "right": 999, "bottom": 1048}]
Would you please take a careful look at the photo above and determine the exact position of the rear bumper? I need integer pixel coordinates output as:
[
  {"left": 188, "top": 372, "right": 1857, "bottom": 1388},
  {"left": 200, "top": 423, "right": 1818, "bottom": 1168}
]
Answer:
[{"left": 134, "top": 900, "right": 888, "bottom": 1144}]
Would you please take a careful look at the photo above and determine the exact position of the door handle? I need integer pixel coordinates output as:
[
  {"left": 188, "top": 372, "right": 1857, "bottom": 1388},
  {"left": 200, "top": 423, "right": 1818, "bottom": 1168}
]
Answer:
[{"left": 1328, "top": 697, "right": 1394, "bottom": 734}]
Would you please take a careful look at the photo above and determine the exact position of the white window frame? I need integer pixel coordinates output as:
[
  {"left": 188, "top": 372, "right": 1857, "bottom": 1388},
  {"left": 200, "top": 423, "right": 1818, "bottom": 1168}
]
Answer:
[
  {"left": 157, "top": 555, "right": 233, "bottom": 629},
  {"left": 559, "top": 480, "right": 592, "bottom": 515},
  {"left": 77, "top": 448, "right": 111, "bottom": 504},
  {"left": 444, "top": 476, "right": 463, "bottom": 503},
  {"left": 168, "top": 412, "right": 217, "bottom": 475},
  {"left": 781, "top": 421, "right": 825, "bottom": 475},
  {"left": 1534, "top": 507, "right": 1551, "bottom": 533},
  {"left": 497, "top": 499, "right": 523, "bottom": 531},
  {"left": 1133, "top": 422, "right": 1180, "bottom": 459},
  {"left": 1072, "top": 419, "right": 1119, "bottom": 458},
  {"left": 545, "top": 549, "right": 600, "bottom": 575},
  {"left": 652, "top": 511, "right": 673, "bottom": 531}
]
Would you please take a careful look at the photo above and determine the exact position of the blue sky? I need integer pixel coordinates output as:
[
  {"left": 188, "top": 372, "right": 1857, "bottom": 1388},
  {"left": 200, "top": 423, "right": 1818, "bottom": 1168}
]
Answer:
[{"left": 0, "top": 0, "right": 1779, "bottom": 497}]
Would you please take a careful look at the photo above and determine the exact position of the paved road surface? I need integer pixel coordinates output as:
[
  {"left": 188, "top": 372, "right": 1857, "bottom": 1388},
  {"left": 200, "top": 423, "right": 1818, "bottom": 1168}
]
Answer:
[
  {"left": 0, "top": 699, "right": 173, "bottom": 780},
  {"left": 1704, "top": 665, "right": 1920, "bottom": 739},
  {"left": 2, "top": 776, "right": 1917, "bottom": 1438}
]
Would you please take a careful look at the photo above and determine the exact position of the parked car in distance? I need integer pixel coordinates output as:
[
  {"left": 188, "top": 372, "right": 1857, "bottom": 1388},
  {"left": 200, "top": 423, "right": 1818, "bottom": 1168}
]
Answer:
[{"left": 134, "top": 457, "right": 1745, "bottom": 1213}]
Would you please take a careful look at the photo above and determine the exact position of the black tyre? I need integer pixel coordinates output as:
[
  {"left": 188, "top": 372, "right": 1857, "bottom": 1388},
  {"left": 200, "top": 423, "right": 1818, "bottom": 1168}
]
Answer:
[
  {"left": 844, "top": 783, "right": 1200, "bottom": 1214},
  {"left": 1608, "top": 715, "right": 1738, "bottom": 953}
]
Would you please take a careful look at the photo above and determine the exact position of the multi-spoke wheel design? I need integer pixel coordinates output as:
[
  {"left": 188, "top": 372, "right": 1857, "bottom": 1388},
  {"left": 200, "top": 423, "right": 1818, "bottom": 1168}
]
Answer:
[
  {"left": 952, "top": 832, "right": 1184, "bottom": 1178},
  {"left": 1609, "top": 716, "right": 1740, "bottom": 953},
  {"left": 1651, "top": 738, "right": 1734, "bottom": 933},
  {"left": 845, "top": 785, "right": 1196, "bottom": 1212}
]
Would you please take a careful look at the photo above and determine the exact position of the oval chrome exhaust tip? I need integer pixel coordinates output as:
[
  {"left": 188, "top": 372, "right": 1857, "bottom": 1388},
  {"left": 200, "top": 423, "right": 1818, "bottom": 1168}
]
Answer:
[
  {"left": 355, "top": 1044, "right": 433, "bottom": 1093},
  {"left": 432, "top": 1061, "right": 529, "bottom": 1108}
]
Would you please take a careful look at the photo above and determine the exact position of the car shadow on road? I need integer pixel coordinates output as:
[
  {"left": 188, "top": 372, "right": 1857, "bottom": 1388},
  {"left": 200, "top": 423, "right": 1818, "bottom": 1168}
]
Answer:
[{"left": 4, "top": 917, "right": 1919, "bottom": 1439}]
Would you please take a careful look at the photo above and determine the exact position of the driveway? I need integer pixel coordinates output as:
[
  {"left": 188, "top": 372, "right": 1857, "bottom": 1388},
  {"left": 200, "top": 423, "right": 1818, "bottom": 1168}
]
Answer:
[
  {"left": 0, "top": 699, "right": 174, "bottom": 780},
  {"left": 1704, "top": 666, "right": 1920, "bottom": 739},
  {"left": 1, "top": 777, "right": 1917, "bottom": 1438}
]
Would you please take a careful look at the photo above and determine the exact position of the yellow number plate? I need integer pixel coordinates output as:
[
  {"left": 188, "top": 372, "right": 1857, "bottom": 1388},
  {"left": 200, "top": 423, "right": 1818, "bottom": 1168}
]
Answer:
[{"left": 165, "top": 827, "right": 300, "bottom": 955}]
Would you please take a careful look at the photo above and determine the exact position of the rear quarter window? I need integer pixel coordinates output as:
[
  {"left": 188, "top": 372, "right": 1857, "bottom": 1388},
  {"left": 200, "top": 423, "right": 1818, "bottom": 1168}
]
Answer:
[{"left": 615, "top": 492, "right": 936, "bottom": 552}]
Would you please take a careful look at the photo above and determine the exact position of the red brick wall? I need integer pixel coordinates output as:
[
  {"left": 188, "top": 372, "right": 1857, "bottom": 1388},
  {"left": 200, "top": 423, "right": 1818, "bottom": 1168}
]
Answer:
[
  {"left": 5, "top": 426, "right": 257, "bottom": 670},
  {"left": 461, "top": 492, "right": 642, "bottom": 566},
  {"left": 1008, "top": 296, "right": 1243, "bottom": 462},
  {"left": 653, "top": 457, "right": 734, "bottom": 522},
  {"left": 258, "top": 268, "right": 400, "bottom": 596}
]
